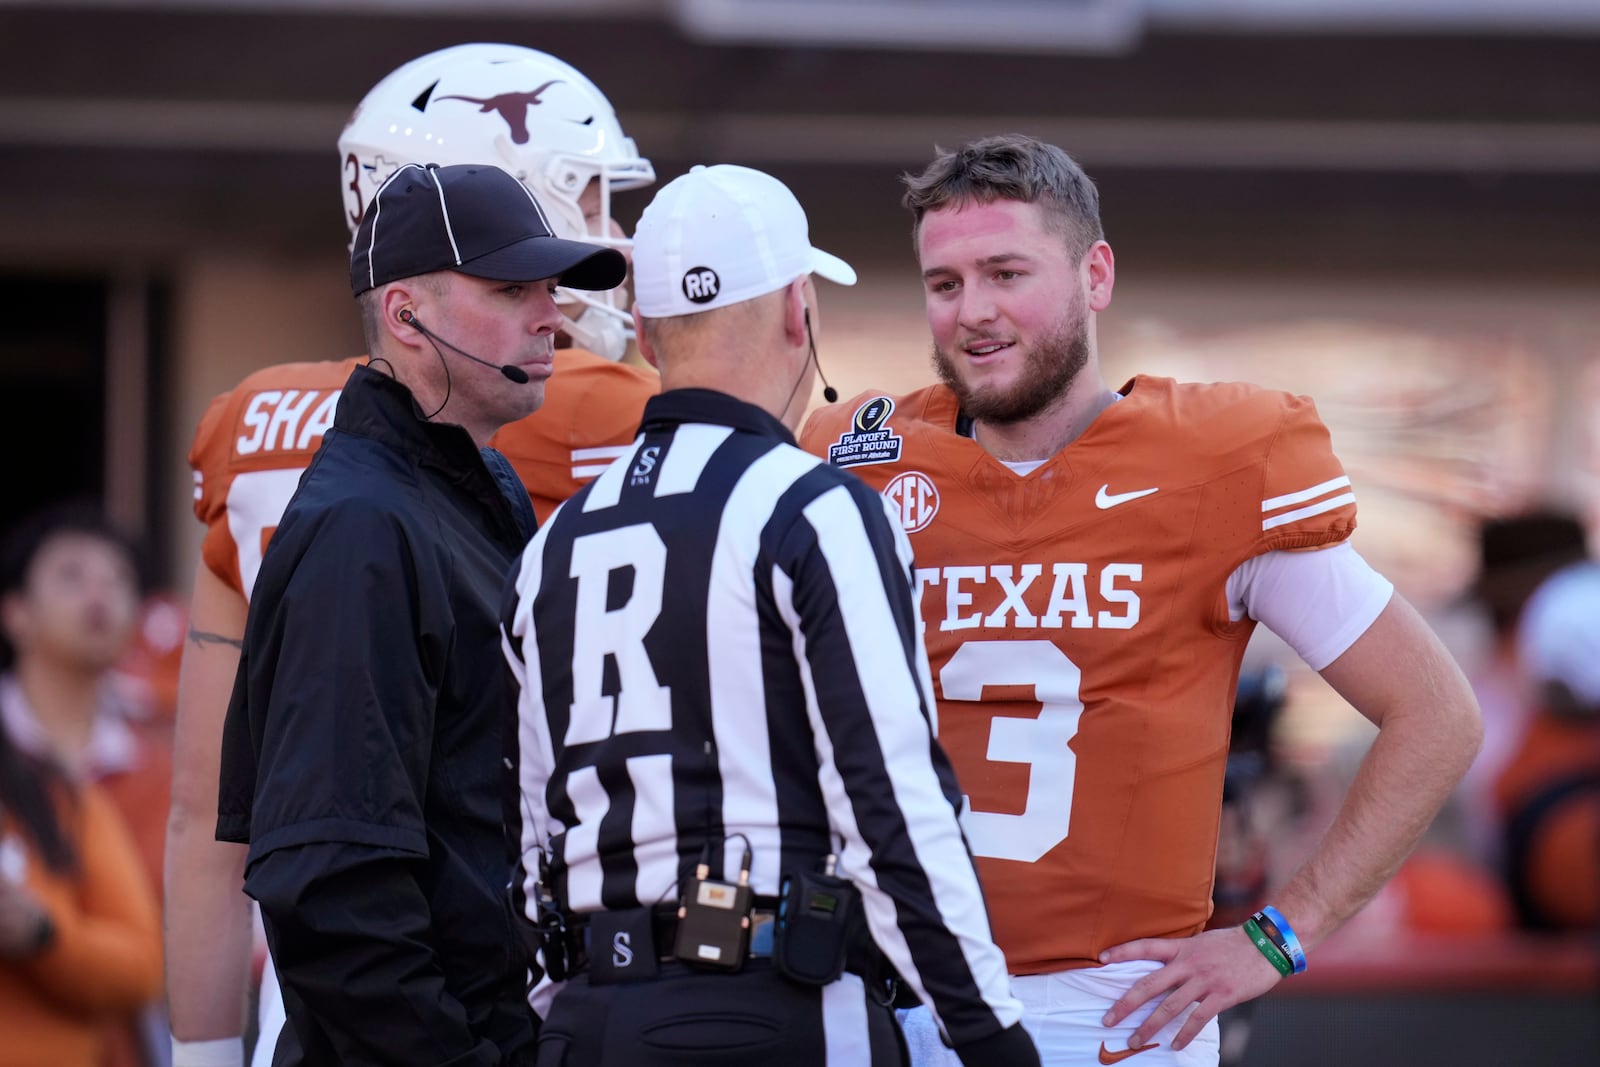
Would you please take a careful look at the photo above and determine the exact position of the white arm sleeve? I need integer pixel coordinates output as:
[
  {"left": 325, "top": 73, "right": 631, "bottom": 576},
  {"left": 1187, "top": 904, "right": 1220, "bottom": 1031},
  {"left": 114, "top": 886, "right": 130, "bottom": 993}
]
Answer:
[{"left": 1226, "top": 542, "right": 1395, "bottom": 670}]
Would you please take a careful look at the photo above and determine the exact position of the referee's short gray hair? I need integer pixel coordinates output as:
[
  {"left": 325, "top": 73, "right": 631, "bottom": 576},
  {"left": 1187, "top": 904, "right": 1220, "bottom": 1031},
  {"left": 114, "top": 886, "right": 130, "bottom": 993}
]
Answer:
[{"left": 638, "top": 288, "right": 783, "bottom": 357}]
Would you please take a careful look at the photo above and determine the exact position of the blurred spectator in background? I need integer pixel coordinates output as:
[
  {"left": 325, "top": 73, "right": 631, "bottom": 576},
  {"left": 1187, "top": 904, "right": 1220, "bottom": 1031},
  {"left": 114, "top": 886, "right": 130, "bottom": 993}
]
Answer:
[
  {"left": 1210, "top": 665, "right": 1297, "bottom": 935},
  {"left": 1325, "top": 510, "right": 1600, "bottom": 946},
  {"left": 1212, "top": 654, "right": 1516, "bottom": 1067},
  {"left": 1208, "top": 664, "right": 1298, "bottom": 1067},
  {"left": 1494, "top": 559, "right": 1600, "bottom": 932},
  {"left": 115, "top": 591, "right": 187, "bottom": 728},
  {"left": 0, "top": 500, "right": 166, "bottom": 1066},
  {"left": 1457, "top": 509, "right": 1590, "bottom": 869}
]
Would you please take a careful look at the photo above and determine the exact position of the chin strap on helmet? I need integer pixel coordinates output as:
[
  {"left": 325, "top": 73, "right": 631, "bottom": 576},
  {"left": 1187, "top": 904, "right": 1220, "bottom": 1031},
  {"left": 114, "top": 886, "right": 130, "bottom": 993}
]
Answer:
[{"left": 559, "top": 295, "right": 632, "bottom": 362}]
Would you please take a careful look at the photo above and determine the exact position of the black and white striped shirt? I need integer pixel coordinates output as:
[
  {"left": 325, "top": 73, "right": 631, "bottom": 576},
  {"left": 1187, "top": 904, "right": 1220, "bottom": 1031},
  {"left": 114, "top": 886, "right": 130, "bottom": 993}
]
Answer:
[{"left": 502, "top": 388, "right": 1023, "bottom": 1048}]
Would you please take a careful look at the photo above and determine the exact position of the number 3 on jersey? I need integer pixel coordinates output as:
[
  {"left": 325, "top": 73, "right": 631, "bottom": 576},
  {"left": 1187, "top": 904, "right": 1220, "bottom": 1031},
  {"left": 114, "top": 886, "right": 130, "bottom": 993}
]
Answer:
[{"left": 943, "top": 640, "right": 1085, "bottom": 863}]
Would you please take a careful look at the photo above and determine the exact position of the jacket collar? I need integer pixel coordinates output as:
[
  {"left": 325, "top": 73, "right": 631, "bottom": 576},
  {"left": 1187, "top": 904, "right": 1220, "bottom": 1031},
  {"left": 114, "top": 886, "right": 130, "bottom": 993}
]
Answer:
[
  {"left": 335, "top": 364, "right": 526, "bottom": 544},
  {"left": 335, "top": 363, "right": 485, "bottom": 472},
  {"left": 639, "top": 388, "right": 795, "bottom": 446}
]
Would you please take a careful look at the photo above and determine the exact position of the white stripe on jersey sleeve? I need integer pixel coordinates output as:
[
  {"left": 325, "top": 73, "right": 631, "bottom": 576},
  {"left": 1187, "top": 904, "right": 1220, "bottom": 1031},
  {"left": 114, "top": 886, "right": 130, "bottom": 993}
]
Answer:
[
  {"left": 505, "top": 531, "right": 564, "bottom": 920},
  {"left": 561, "top": 766, "right": 608, "bottom": 912},
  {"left": 1262, "top": 475, "right": 1351, "bottom": 514},
  {"left": 571, "top": 444, "right": 634, "bottom": 481},
  {"left": 706, "top": 442, "right": 819, "bottom": 892},
  {"left": 656, "top": 424, "right": 733, "bottom": 497},
  {"left": 1262, "top": 492, "right": 1357, "bottom": 531},
  {"left": 572, "top": 445, "right": 633, "bottom": 463},
  {"left": 821, "top": 973, "right": 873, "bottom": 1064},
  {"left": 582, "top": 437, "right": 646, "bottom": 512},
  {"left": 626, "top": 753, "right": 678, "bottom": 906},
  {"left": 781, "top": 485, "right": 1022, "bottom": 1035},
  {"left": 883, "top": 493, "right": 942, "bottom": 739}
]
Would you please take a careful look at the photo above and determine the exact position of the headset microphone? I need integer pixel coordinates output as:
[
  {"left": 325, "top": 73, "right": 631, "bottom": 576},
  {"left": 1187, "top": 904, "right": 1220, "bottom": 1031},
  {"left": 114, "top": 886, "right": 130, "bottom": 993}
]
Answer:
[
  {"left": 804, "top": 310, "right": 838, "bottom": 404},
  {"left": 397, "top": 309, "right": 532, "bottom": 385},
  {"left": 817, "top": 367, "right": 838, "bottom": 405}
]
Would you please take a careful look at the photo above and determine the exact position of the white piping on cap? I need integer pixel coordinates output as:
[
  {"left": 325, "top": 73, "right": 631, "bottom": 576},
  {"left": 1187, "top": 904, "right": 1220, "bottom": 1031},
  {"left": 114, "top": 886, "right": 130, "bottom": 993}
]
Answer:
[
  {"left": 365, "top": 162, "right": 426, "bottom": 291},
  {"left": 427, "top": 164, "right": 463, "bottom": 266}
]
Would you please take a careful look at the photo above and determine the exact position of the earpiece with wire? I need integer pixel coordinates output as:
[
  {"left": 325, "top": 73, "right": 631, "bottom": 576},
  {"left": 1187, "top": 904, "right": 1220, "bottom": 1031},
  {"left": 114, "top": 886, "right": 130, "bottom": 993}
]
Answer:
[{"left": 805, "top": 309, "right": 839, "bottom": 404}]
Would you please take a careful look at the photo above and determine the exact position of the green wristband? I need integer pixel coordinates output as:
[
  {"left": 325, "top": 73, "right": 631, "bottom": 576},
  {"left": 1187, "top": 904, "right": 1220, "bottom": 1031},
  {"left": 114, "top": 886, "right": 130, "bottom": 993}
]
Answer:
[{"left": 1242, "top": 917, "right": 1294, "bottom": 977}]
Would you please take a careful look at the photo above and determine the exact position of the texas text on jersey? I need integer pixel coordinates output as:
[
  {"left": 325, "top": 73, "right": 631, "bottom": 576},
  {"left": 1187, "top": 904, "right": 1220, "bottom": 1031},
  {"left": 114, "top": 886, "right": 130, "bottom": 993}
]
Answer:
[{"left": 800, "top": 374, "right": 1358, "bottom": 975}]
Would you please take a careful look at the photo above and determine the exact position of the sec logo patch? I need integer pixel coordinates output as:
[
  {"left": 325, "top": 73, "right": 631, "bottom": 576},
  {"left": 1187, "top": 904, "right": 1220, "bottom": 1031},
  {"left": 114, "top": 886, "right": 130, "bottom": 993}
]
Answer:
[{"left": 884, "top": 471, "right": 940, "bottom": 534}]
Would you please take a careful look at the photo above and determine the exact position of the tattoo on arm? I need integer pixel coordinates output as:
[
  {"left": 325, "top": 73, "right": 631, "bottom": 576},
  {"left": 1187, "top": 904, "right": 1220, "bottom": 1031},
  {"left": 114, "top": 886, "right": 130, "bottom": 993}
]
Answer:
[{"left": 187, "top": 625, "right": 244, "bottom": 652}]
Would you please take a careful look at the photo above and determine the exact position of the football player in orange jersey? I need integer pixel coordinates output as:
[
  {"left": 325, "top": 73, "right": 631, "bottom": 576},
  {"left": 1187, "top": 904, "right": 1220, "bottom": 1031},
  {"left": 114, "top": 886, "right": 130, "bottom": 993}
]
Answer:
[
  {"left": 163, "top": 44, "right": 658, "bottom": 1067},
  {"left": 799, "top": 134, "right": 1483, "bottom": 1066}
]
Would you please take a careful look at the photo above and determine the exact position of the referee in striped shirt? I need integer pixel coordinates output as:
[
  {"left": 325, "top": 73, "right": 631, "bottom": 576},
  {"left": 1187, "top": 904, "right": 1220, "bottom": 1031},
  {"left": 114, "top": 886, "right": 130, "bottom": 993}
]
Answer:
[{"left": 502, "top": 164, "right": 1038, "bottom": 1066}]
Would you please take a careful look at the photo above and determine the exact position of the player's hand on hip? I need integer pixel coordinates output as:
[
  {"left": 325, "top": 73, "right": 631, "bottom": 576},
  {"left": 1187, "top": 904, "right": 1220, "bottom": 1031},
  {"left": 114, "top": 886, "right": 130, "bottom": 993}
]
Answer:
[{"left": 1097, "top": 926, "right": 1284, "bottom": 1050}]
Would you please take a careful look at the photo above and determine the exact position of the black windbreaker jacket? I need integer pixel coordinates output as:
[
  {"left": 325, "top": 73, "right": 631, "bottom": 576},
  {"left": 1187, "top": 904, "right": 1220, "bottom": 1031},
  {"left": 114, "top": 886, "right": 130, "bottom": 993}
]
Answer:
[{"left": 218, "top": 364, "right": 536, "bottom": 1066}]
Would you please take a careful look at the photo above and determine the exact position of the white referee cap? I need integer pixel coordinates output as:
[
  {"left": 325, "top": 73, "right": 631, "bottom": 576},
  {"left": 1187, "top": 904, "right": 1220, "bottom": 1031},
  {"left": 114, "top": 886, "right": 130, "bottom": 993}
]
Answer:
[
  {"left": 632, "top": 164, "right": 856, "bottom": 318},
  {"left": 1518, "top": 560, "right": 1600, "bottom": 709}
]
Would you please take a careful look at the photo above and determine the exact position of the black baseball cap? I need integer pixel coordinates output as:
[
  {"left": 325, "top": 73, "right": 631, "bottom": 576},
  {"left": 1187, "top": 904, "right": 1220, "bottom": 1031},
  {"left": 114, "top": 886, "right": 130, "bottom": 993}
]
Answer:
[{"left": 350, "top": 162, "right": 627, "bottom": 297}]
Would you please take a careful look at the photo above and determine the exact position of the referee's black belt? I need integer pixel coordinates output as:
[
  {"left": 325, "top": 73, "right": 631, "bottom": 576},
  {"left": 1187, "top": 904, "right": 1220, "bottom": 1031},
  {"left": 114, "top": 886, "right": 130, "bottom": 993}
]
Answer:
[{"left": 572, "top": 898, "right": 783, "bottom": 966}]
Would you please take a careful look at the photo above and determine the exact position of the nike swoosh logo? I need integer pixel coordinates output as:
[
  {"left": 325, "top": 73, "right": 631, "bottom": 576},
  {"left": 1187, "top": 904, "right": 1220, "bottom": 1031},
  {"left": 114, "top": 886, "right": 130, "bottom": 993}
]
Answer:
[
  {"left": 1095, "top": 485, "right": 1159, "bottom": 509},
  {"left": 1099, "top": 1041, "right": 1160, "bottom": 1064}
]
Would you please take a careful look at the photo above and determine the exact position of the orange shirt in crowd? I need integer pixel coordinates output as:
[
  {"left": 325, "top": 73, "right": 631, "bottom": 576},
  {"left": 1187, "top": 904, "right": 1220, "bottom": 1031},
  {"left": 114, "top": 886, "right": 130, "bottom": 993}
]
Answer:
[
  {"left": 1493, "top": 709, "right": 1600, "bottom": 929},
  {"left": 1, "top": 784, "right": 163, "bottom": 1067}
]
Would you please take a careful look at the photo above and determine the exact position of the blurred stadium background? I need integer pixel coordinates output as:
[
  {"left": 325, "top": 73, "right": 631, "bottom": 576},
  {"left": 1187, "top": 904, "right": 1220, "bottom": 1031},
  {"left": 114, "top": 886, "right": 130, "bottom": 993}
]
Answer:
[{"left": 1, "top": 2, "right": 1596, "bottom": 1063}]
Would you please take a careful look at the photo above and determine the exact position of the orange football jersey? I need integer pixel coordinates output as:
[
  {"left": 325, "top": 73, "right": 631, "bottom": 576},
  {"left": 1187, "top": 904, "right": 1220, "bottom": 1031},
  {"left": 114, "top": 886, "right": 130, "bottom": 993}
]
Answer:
[
  {"left": 489, "top": 348, "right": 658, "bottom": 523},
  {"left": 189, "top": 350, "right": 657, "bottom": 598},
  {"left": 189, "top": 358, "right": 364, "bottom": 599},
  {"left": 799, "top": 374, "right": 1358, "bottom": 974}
]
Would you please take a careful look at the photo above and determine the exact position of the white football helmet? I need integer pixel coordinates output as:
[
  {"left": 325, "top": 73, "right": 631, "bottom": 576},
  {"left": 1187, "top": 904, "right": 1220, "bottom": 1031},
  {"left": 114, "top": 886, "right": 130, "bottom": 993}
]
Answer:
[{"left": 339, "top": 43, "right": 655, "bottom": 360}]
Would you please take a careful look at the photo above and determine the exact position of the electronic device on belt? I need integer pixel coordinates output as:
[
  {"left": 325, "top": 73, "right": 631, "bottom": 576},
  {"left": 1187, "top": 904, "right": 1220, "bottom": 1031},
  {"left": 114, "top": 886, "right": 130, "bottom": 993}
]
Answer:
[
  {"left": 774, "top": 853, "right": 861, "bottom": 986},
  {"left": 531, "top": 851, "right": 571, "bottom": 981},
  {"left": 673, "top": 843, "right": 755, "bottom": 972}
]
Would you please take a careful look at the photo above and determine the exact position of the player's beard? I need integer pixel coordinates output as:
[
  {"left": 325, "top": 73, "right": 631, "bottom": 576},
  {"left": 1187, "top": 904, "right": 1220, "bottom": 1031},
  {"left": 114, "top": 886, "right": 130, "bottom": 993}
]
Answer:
[{"left": 931, "top": 297, "right": 1090, "bottom": 426}]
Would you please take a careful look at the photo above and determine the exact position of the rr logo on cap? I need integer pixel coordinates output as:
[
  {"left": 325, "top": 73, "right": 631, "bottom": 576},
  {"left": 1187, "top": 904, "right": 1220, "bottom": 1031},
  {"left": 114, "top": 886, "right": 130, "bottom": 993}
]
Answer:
[{"left": 682, "top": 266, "right": 720, "bottom": 304}]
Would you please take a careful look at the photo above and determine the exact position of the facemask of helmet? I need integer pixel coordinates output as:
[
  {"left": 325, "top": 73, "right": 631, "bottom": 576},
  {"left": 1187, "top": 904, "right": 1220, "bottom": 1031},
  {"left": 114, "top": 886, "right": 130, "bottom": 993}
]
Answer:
[{"left": 338, "top": 43, "right": 655, "bottom": 360}]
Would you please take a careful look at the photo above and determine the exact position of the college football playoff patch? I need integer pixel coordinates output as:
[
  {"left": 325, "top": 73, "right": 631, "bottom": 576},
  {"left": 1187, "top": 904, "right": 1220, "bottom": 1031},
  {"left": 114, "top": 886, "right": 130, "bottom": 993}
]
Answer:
[{"left": 826, "top": 396, "right": 903, "bottom": 468}]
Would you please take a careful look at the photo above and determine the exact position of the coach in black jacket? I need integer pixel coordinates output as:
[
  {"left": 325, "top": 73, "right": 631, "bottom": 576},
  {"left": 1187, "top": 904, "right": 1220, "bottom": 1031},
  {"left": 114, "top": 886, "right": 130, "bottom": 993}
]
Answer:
[
  {"left": 216, "top": 163, "right": 623, "bottom": 1067},
  {"left": 502, "top": 164, "right": 1039, "bottom": 1066}
]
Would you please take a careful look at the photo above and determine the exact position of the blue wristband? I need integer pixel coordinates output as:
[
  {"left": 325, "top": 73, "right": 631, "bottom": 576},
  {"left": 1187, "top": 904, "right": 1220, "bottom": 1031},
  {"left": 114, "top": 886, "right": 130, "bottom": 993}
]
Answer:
[{"left": 1258, "top": 905, "right": 1307, "bottom": 974}]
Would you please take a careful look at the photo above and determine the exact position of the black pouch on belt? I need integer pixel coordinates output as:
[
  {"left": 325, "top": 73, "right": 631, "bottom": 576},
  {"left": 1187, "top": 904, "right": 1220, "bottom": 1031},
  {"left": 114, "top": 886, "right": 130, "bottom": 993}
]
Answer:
[{"left": 773, "top": 867, "right": 860, "bottom": 986}]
